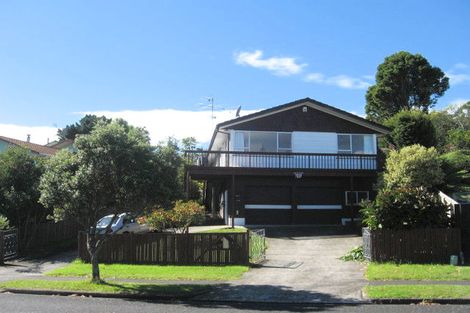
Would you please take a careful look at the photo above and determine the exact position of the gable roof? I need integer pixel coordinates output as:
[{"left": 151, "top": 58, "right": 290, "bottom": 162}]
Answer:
[
  {"left": 0, "top": 136, "right": 59, "bottom": 156},
  {"left": 209, "top": 97, "right": 390, "bottom": 149}
]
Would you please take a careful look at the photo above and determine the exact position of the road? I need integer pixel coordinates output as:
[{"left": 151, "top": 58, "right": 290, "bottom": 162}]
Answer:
[{"left": 0, "top": 294, "right": 469, "bottom": 313}]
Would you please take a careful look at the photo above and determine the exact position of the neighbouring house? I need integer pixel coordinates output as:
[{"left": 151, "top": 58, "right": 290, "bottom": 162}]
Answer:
[
  {"left": 185, "top": 98, "right": 390, "bottom": 226},
  {"left": 0, "top": 135, "right": 59, "bottom": 156}
]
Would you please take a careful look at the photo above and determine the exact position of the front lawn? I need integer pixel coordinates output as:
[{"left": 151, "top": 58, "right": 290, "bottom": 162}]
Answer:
[
  {"left": 0, "top": 279, "right": 207, "bottom": 296},
  {"left": 198, "top": 227, "right": 247, "bottom": 233},
  {"left": 366, "top": 263, "right": 470, "bottom": 281},
  {"left": 46, "top": 260, "right": 248, "bottom": 281},
  {"left": 365, "top": 285, "right": 470, "bottom": 299}
]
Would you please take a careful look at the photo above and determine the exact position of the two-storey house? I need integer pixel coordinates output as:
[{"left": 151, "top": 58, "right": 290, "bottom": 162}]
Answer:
[{"left": 185, "top": 98, "right": 389, "bottom": 226}]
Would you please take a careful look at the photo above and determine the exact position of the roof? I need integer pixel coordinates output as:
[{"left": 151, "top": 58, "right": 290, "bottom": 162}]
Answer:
[
  {"left": 0, "top": 136, "right": 59, "bottom": 156},
  {"left": 46, "top": 139, "right": 74, "bottom": 149},
  {"left": 209, "top": 97, "right": 390, "bottom": 149}
]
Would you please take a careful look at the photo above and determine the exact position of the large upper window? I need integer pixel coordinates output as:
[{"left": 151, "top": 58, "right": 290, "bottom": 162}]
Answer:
[
  {"left": 337, "top": 134, "right": 374, "bottom": 154},
  {"left": 233, "top": 131, "right": 292, "bottom": 152}
]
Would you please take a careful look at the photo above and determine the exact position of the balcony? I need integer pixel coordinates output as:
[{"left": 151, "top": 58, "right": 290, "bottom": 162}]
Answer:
[{"left": 185, "top": 150, "right": 378, "bottom": 171}]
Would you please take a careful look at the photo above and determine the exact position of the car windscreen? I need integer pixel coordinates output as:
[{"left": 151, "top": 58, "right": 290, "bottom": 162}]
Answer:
[{"left": 97, "top": 216, "right": 114, "bottom": 228}]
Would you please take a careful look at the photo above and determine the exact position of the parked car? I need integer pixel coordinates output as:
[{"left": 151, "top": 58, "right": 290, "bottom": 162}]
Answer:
[{"left": 96, "top": 213, "right": 149, "bottom": 234}]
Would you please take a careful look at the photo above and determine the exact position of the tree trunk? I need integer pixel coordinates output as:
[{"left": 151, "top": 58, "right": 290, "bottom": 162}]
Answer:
[
  {"left": 86, "top": 233, "right": 102, "bottom": 283},
  {"left": 90, "top": 251, "right": 100, "bottom": 283}
]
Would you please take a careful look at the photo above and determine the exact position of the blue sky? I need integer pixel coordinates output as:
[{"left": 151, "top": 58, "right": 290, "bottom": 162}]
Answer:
[{"left": 0, "top": 0, "right": 469, "bottom": 144}]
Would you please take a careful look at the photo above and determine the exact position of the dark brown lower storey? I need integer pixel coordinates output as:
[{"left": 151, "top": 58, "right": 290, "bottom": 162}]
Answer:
[{"left": 188, "top": 169, "right": 376, "bottom": 226}]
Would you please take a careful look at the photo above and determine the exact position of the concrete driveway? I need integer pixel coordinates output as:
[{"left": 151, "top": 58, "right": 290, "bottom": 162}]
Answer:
[
  {"left": 198, "top": 226, "right": 366, "bottom": 303},
  {"left": 0, "top": 250, "right": 76, "bottom": 282}
]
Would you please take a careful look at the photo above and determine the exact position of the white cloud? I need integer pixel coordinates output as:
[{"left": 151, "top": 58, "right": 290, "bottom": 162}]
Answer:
[
  {"left": 79, "top": 108, "right": 261, "bottom": 146},
  {"left": 0, "top": 123, "right": 58, "bottom": 145},
  {"left": 305, "top": 73, "right": 371, "bottom": 90},
  {"left": 446, "top": 64, "right": 470, "bottom": 85},
  {"left": 0, "top": 109, "right": 259, "bottom": 147},
  {"left": 1, "top": 109, "right": 261, "bottom": 148},
  {"left": 445, "top": 98, "right": 470, "bottom": 113},
  {"left": 234, "top": 50, "right": 306, "bottom": 76}
]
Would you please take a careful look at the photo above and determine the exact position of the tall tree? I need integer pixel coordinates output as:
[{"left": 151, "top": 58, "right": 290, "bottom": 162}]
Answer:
[
  {"left": 385, "top": 110, "right": 437, "bottom": 148},
  {"left": 40, "top": 120, "right": 155, "bottom": 282},
  {"left": 57, "top": 115, "right": 111, "bottom": 140},
  {"left": 365, "top": 51, "right": 449, "bottom": 122},
  {"left": 0, "top": 147, "right": 49, "bottom": 231}
]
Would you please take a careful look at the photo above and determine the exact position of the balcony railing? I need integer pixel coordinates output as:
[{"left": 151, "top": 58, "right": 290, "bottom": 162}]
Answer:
[{"left": 185, "top": 150, "right": 378, "bottom": 170}]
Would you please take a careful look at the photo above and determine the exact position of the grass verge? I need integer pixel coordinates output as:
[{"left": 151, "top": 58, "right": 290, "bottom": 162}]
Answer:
[
  {"left": 198, "top": 227, "right": 247, "bottom": 233},
  {"left": 365, "top": 285, "right": 470, "bottom": 299},
  {"left": 47, "top": 260, "right": 248, "bottom": 281},
  {"left": 366, "top": 263, "right": 470, "bottom": 281},
  {"left": 0, "top": 279, "right": 207, "bottom": 296}
]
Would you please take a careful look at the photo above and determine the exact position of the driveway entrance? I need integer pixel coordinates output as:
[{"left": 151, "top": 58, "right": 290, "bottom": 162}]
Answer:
[{"left": 199, "top": 226, "right": 366, "bottom": 303}]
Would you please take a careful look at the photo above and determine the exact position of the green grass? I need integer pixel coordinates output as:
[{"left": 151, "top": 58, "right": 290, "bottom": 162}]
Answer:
[
  {"left": 0, "top": 279, "right": 207, "bottom": 296},
  {"left": 46, "top": 260, "right": 248, "bottom": 281},
  {"left": 198, "top": 227, "right": 247, "bottom": 233},
  {"left": 365, "top": 285, "right": 470, "bottom": 299},
  {"left": 366, "top": 263, "right": 470, "bottom": 281}
]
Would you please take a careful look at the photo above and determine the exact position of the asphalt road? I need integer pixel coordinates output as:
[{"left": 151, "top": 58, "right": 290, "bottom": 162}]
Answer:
[{"left": 0, "top": 294, "right": 469, "bottom": 313}]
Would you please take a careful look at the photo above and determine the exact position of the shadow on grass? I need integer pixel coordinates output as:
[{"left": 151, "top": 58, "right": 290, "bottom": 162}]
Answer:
[{"left": 97, "top": 280, "right": 209, "bottom": 296}]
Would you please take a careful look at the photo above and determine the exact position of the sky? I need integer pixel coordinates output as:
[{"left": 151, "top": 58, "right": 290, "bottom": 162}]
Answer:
[{"left": 0, "top": 0, "right": 469, "bottom": 145}]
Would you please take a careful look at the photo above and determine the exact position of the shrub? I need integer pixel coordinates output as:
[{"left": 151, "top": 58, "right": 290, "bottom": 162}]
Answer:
[
  {"left": 144, "top": 200, "right": 205, "bottom": 234},
  {"left": 384, "top": 145, "right": 444, "bottom": 190},
  {"left": 144, "top": 209, "right": 170, "bottom": 232},
  {"left": 385, "top": 110, "right": 437, "bottom": 148},
  {"left": 340, "top": 246, "right": 365, "bottom": 262},
  {"left": 0, "top": 214, "right": 9, "bottom": 230},
  {"left": 170, "top": 200, "right": 205, "bottom": 234},
  {"left": 360, "top": 188, "right": 450, "bottom": 230}
]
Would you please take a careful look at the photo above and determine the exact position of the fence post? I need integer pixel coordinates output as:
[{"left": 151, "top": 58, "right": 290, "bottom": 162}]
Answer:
[
  {"left": 0, "top": 231, "right": 4, "bottom": 265},
  {"left": 245, "top": 231, "right": 250, "bottom": 265}
]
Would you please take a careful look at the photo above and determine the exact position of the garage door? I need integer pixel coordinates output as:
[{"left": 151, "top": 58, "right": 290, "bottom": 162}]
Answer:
[
  {"left": 294, "top": 187, "right": 343, "bottom": 224},
  {"left": 244, "top": 185, "right": 292, "bottom": 225},
  {"left": 243, "top": 185, "right": 344, "bottom": 225}
]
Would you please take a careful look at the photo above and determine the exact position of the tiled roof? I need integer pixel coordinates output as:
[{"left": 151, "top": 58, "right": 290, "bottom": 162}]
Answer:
[{"left": 0, "top": 136, "right": 59, "bottom": 156}]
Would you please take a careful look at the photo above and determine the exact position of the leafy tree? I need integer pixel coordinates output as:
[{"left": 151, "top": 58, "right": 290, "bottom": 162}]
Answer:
[
  {"left": 448, "top": 129, "right": 470, "bottom": 150},
  {"left": 385, "top": 110, "right": 436, "bottom": 148},
  {"left": 430, "top": 101, "right": 470, "bottom": 151},
  {"left": 384, "top": 145, "right": 444, "bottom": 190},
  {"left": 429, "top": 111, "right": 456, "bottom": 151},
  {"left": 152, "top": 138, "right": 184, "bottom": 208},
  {"left": 0, "top": 147, "right": 49, "bottom": 233},
  {"left": 440, "top": 150, "right": 470, "bottom": 194},
  {"left": 40, "top": 120, "right": 156, "bottom": 282},
  {"left": 0, "top": 214, "right": 9, "bottom": 230},
  {"left": 361, "top": 188, "right": 450, "bottom": 230},
  {"left": 57, "top": 115, "right": 111, "bottom": 140},
  {"left": 365, "top": 51, "right": 449, "bottom": 122}
]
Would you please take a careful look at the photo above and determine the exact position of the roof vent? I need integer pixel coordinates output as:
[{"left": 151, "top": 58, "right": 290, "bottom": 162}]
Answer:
[{"left": 302, "top": 106, "right": 308, "bottom": 112}]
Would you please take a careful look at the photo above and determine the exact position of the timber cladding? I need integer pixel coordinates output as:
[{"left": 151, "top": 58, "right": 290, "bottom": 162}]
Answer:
[
  {"left": 363, "top": 228, "right": 461, "bottom": 264},
  {"left": 78, "top": 232, "right": 249, "bottom": 265},
  {"left": 229, "top": 105, "right": 377, "bottom": 134}
]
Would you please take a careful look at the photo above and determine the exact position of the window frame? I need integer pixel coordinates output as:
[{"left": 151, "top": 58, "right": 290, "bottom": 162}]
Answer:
[
  {"left": 232, "top": 131, "right": 292, "bottom": 153},
  {"left": 345, "top": 191, "right": 370, "bottom": 206}
]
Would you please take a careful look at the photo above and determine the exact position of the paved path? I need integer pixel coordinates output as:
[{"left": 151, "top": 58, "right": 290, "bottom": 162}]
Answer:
[
  {"left": 196, "top": 226, "right": 367, "bottom": 303},
  {"left": 0, "top": 250, "right": 76, "bottom": 282}
]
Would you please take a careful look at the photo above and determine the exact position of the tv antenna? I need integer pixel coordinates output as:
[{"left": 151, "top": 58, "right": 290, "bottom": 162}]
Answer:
[{"left": 235, "top": 106, "right": 241, "bottom": 117}]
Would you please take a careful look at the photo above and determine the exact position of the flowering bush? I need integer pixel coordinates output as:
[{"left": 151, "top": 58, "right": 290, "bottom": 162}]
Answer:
[{"left": 144, "top": 201, "right": 205, "bottom": 233}]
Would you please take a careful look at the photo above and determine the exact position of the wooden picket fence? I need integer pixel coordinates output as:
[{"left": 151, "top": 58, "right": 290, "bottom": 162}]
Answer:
[
  {"left": 78, "top": 231, "right": 250, "bottom": 265},
  {"left": 363, "top": 227, "right": 461, "bottom": 263},
  {"left": 19, "top": 219, "right": 82, "bottom": 254}
]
